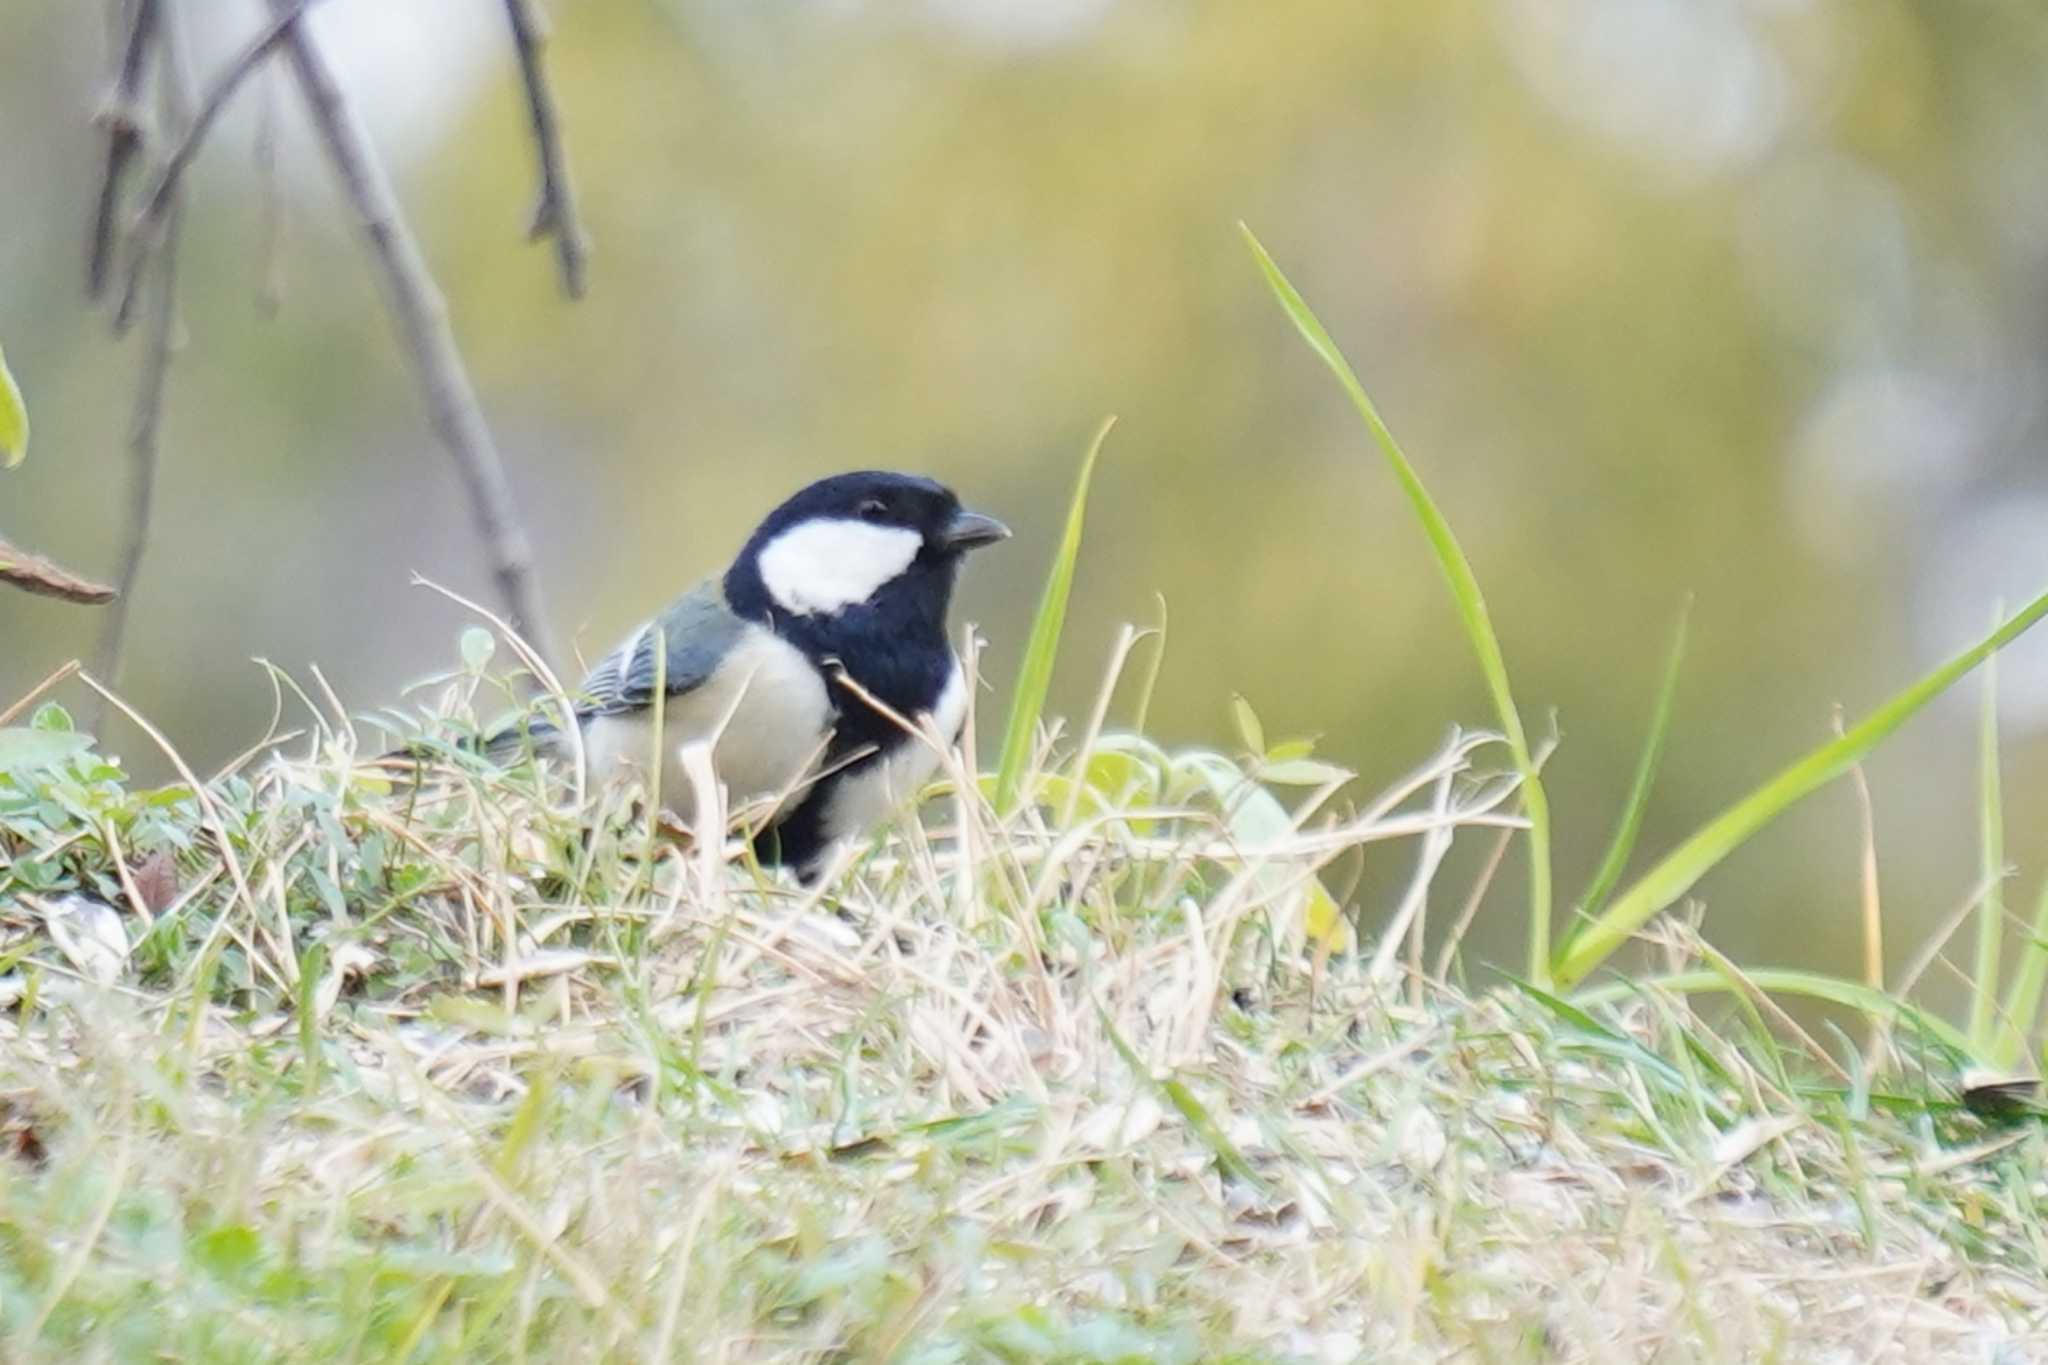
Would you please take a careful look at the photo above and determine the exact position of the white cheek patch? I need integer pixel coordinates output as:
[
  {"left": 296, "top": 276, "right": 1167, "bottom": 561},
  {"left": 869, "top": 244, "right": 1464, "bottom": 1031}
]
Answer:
[{"left": 758, "top": 519, "right": 923, "bottom": 615}]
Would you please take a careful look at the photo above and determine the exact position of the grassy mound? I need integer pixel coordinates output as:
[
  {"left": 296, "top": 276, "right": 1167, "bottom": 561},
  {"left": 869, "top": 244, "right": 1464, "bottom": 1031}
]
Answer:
[{"left": 2, "top": 668, "right": 2045, "bottom": 1363}]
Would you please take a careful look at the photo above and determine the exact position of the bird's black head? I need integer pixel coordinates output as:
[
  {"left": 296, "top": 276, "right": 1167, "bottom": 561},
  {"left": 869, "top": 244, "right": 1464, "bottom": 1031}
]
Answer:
[{"left": 723, "top": 471, "right": 1009, "bottom": 643}]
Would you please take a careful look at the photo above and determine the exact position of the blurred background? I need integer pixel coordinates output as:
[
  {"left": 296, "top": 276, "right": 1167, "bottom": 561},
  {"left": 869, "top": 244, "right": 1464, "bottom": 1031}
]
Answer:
[{"left": 6, "top": 0, "right": 2048, "bottom": 996}]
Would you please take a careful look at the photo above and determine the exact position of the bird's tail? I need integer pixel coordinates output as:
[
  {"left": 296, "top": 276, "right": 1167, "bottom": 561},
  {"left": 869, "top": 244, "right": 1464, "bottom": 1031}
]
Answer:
[
  {"left": 368, "top": 715, "right": 565, "bottom": 779},
  {"left": 477, "top": 716, "right": 564, "bottom": 767}
]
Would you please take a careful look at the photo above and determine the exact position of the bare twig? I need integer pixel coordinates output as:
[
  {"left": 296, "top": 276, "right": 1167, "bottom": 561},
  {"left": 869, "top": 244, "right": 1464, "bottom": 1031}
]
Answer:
[
  {"left": 97, "top": 0, "right": 194, "bottom": 694},
  {"left": 0, "top": 661, "right": 84, "bottom": 727},
  {"left": 86, "top": 0, "right": 160, "bottom": 299},
  {"left": 254, "top": 61, "right": 285, "bottom": 315},
  {"left": 0, "top": 536, "right": 118, "bottom": 605},
  {"left": 97, "top": 209, "right": 181, "bottom": 676},
  {"left": 268, "top": 0, "right": 558, "bottom": 667},
  {"left": 115, "top": 0, "right": 318, "bottom": 333},
  {"left": 1434, "top": 812, "right": 1518, "bottom": 984},
  {"left": 502, "top": 0, "right": 589, "bottom": 298}
]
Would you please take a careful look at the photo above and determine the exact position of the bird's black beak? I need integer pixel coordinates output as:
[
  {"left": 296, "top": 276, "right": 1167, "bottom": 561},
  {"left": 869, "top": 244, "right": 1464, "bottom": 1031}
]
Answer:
[{"left": 941, "top": 508, "right": 1011, "bottom": 551}]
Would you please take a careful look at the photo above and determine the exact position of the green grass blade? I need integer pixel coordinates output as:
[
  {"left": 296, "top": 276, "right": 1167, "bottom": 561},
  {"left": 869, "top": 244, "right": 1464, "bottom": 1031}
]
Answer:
[
  {"left": 1971, "top": 618, "right": 2004, "bottom": 1052},
  {"left": 1994, "top": 875, "right": 2048, "bottom": 1071},
  {"left": 1500, "top": 973, "right": 1719, "bottom": 1110},
  {"left": 295, "top": 942, "right": 326, "bottom": 1097},
  {"left": 994, "top": 416, "right": 1115, "bottom": 814},
  {"left": 1574, "top": 967, "right": 1973, "bottom": 1059},
  {"left": 1097, "top": 1001, "right": 1269, "bottom": 1193},
  {"left": 1567, "top": 596, "right": 1692, "bottom": 937},
  {"left": 1159, "top": 1077, "right": 1267, "bottom": 1192},
  {"left": 495, "top": 1072, "right": 553, "bottom": 1181},
  {"left": 1129, "top": 594, "right": 1168, "bottom": 735},
  {"left": 1554, "top": 589, "right": 2048, "bottom": 991},
  {"left": 1240, "top": 223, "right": 1554, "bottom": 982}
]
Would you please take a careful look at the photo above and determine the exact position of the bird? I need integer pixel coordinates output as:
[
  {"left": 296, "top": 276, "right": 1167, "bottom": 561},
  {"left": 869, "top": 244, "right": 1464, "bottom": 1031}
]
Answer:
[{"left": 484, "top": 470, "right": 1009, "bottom": 879}]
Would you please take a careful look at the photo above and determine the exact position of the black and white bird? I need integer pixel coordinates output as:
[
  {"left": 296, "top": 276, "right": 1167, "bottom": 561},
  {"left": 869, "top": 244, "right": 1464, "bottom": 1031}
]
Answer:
[{"left": 499, "top": 471, "right": 1009, "bottom": 878}]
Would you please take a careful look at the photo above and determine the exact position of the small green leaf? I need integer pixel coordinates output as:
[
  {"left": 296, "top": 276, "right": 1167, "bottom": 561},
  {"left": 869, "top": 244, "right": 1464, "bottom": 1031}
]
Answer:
[
  {"left": 0, "top": 342, "right": 27, "bottom": 469},
  {"left": 1299, "top": 883, "right": 1349, "bottom": 953},
  {"left": 30, "top": 703, "right": 74, "bottom": 732},
  {"left": 1080, "top": 748, "right": 1153, "bottom": 804},
  {"left": 460, "top": 626, "right": 497, "bottom": 672},
  {"left": 1230, "top": 694, "right": 1265, "bottom": 756},
  {"left": 194, "top": 1224, "right": 265, "bottom": 1279},
  {"left": 1178, "top": 750, "right": 1352, "bottom": 950},
  {"left": 1023, "top": 774, "right": 1113, "bottom": 824},
  {"left": 0, "top": 728, "right": 93, "bottom": 774},
  {"left": 1258, "top": 757, "right": 1351, "bottom": 787},
  {"left": 428, "top": 995, "right": 529, "bottom": 1036}
]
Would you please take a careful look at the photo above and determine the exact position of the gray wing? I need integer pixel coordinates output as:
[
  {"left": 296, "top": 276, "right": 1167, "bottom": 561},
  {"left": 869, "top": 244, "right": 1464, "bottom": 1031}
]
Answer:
[{"left": 576, "top": 578, "right": 748, "bottom": 717}]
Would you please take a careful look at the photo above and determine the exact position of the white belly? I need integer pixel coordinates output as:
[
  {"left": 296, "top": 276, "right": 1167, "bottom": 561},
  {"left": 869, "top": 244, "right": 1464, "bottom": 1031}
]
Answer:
[
  {"left": 580, "top": 631, "right": 832, "bottom": 823},
  {"left": 820, "top": 660, "right": 968, "bottom": 844}
]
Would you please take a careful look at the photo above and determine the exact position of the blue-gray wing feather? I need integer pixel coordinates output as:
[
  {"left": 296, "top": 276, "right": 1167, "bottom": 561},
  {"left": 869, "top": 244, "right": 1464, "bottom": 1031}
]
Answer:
[{"left": 576, "top": 579, "right": 745, "bottom": 717}]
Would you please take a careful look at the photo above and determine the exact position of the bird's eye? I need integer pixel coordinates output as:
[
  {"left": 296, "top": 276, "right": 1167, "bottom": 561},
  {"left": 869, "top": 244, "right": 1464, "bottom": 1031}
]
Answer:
[{"left": 857, "top": 498, "right": 888, "bottom": 521}]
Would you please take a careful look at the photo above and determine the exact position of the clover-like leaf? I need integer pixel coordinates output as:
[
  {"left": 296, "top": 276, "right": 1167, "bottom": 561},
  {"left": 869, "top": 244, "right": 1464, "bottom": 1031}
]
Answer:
[
  {"left": 0, "top": 728, "right": 95, "bottom": 774},
  {"left": 461, "top": 625, "right": 497, "bottom": 672}
]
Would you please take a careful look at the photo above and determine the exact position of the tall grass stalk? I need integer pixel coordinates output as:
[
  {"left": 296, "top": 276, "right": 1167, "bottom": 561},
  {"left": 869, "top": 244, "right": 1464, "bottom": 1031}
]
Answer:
[
  {"left": 1241, "top": 223, "right": 1556, "bottom": 984},
  {"left": 1570, "top": 595, "right": 1691, "bottom": 934},
  {"left": 1995, "top": 877, "right": 2048, "bottom": 1071},
  {"left": 1971, "top": 613, "right": 2005, "bottom": 1052},
  {"left": 993, "top": 417, "right": 1115, "bottom": 814}
]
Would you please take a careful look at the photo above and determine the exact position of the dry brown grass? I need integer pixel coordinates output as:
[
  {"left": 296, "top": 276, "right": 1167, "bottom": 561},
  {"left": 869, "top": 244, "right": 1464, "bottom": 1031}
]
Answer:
[{"left": 2, "top": 666, "right": 2045, "bottom": 1362}]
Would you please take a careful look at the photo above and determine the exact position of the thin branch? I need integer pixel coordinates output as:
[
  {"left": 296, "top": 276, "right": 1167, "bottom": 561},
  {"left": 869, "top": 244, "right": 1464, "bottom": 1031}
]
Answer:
[
  {"left": 503, "top": 0, "right": 589, "bottom": 298},
  {"left": 114, "top": 0, "right": 319, "bottom": 332},
  {"left": 253, "top": 60, "right": 286, "bottom": 316},
  {"left": 267, "top": 0, "right": 558, "bottom": 668},
  {"left": 86, "top": 0, "right": 160, "bottom": 299},
  {"left": 97, "top": 0, "right": 194, "bottom": 702},
  {"left": 0, "top": 535, "right": 118, "bottom": 605},
  {"left": 98, "top": 197, "right": 183, "bottom": 683}
]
